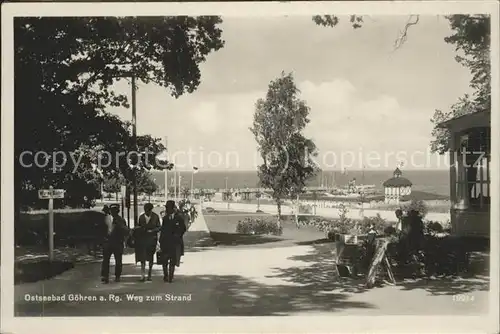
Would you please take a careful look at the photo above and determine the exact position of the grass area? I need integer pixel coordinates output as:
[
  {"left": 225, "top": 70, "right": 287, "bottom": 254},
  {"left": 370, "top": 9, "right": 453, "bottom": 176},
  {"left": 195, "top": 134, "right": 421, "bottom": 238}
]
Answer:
[{"left": 203, "top": 212, "right": 328, "bottom": 249}]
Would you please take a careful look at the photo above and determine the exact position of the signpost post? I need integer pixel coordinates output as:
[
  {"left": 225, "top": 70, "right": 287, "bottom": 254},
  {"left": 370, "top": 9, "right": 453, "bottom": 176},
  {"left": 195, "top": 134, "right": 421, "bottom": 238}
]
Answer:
[{"left": 38, "top": 186, "right": 65, "bottom": 262}]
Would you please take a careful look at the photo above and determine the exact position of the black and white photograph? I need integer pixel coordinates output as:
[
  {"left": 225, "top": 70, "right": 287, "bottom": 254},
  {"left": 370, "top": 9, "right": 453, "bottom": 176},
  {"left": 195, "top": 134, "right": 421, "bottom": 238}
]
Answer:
[{"left": 1, "top": 1, "right": 499, "bottom": 333}]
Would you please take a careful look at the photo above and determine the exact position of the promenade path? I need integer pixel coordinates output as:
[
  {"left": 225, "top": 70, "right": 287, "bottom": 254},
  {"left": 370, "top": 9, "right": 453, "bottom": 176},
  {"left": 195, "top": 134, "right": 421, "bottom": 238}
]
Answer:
[
  {"left": 14, "top": 207, "right": 487, "bottom": 317},
  {"left": 204, "top": 202, "right": 451, "bottom": 223}
]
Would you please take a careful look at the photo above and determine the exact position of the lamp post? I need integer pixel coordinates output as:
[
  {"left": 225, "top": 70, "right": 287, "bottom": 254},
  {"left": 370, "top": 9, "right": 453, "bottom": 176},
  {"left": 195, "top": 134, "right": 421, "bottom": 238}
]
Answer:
[
  {"left": 111, "top": 68, "right": 138, "bottom": 226},
  {"left": 225, "top": 177, "right": 229, "bottom": 209},
  {"left": 131, "top": 75, "right": 138, "bottom": 226}
]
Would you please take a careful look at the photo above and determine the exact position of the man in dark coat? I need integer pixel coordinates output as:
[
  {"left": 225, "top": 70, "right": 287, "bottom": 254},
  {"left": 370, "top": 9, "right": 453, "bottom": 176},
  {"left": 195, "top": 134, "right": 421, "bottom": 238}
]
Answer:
[
  {"left": 133, "top": 203, "right": 161, "bottom": 282},
  {"left": 100, "top": 204, "right": 129, "bottom": 284},
  {"left": 159, "top": 200, "right": 187, "bottom": 283}
]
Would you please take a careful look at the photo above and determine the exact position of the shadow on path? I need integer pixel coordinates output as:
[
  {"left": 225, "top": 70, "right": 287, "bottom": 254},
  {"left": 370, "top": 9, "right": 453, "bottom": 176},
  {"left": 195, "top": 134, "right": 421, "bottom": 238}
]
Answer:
[
  {"left": 16, "top": 262, "right": 375, "bottom": 316},
  {"left": 209, "top": 232, "right": 283, "bottom": 246},
  {"left": 269, "top": 242, "right": 490, "bottom": 297},
  {"left": 397, "top": 251, "right": 490, "bottom": 296}
]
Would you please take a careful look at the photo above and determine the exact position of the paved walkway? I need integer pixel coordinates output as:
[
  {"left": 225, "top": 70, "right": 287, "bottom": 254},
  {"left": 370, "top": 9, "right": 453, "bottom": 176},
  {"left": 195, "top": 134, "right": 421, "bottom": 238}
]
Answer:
[
  {"left": 205, "top": 202, "right": 450, "bottom": 223},
  {"left": 14, "top": 207, "right": 488, "bottom": 316}
]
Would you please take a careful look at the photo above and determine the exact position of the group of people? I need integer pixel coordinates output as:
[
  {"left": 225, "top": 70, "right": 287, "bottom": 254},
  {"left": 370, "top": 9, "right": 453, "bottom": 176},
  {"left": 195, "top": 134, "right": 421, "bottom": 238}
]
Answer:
[{"left": 100, "top": 200, "right": 187, "bottom": 284}]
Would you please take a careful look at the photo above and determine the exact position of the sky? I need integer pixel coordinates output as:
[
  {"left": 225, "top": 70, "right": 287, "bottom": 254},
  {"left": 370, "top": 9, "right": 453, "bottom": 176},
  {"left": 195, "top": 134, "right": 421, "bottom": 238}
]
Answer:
[{"left": 107, "top": 15, "right": 473, "bottom": 171}]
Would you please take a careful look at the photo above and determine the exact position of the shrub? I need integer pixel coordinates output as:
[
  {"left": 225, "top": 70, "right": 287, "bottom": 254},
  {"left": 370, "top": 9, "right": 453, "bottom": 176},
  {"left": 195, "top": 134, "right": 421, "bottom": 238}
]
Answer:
[
  {"left": 402, "top": 199, "right": 428, "bottom": 218},
  {"left": 297, "top": 215, "right": 310, "bottom": 223},
  {"left": 16, "top": 210, "right": 107, "bottom": 246},
  {"left": 384, "top": 226, "right": 397, "bottom": 236},
  {"left": 338, "top": 204, "right": 349, "bottom": 223},
  {"left": 424, "top": 221, "right": 445, "bottom": 235},
  {"left": 298, "top": 204, "right": 312, "bottom": 214},
  {"left": 361, "top": 214, "right": 390, "bottom": 234},
  {"left": 236, "top": 217, "right": 283, "bottom": 236}
]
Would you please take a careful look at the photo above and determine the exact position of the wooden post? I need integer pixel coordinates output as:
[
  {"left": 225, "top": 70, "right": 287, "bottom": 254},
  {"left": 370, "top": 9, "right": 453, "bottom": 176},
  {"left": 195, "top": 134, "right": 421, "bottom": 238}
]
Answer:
[
  {"left": 48, "top": 186, "right": 55, "bottom": 262},
  {"left": 366, "top": 238, "right": 393, "bottom": 288}
]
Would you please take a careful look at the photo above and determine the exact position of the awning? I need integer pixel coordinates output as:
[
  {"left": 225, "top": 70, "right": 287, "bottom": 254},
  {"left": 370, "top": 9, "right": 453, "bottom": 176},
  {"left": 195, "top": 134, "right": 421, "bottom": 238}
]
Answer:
[{"left": 438, "top": 110, "right": 491, "bottom": 133}]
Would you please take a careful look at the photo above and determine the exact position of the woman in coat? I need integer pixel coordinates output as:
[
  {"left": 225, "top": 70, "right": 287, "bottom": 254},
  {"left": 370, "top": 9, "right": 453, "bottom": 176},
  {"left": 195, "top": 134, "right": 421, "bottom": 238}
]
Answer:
[
  {"left": 133, "top": 203, "right": 161, "bottom": 282},
  {"left": 159, "top": 200, "right": 187, "bottom": 283}
]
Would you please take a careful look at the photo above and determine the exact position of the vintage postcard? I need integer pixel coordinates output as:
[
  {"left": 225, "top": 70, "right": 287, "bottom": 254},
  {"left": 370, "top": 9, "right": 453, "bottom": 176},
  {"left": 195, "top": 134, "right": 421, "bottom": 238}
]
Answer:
[{"left": 1, "top": 1, "right": 499, "bottom": 333}]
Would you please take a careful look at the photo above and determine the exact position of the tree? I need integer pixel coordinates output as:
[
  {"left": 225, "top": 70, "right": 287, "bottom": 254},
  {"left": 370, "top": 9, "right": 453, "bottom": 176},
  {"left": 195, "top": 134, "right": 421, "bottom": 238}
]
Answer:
[
  {"left": 15, "top": 16, "right": 224, "bottom": 211},
  {"left": 250, "top": 72, "right": 319, "bottom": 227},
  {"left": 313, "top": 14, "right": 420, "bottom": 49},
  {"left": 137, "top": 172, "right": 158, "bottom": 201},
  {"left": 103, "top": 173, "right": 126, "bottom": 201},
  {"left": 430, "top": 15, "right": 490, "bottom": 153}
]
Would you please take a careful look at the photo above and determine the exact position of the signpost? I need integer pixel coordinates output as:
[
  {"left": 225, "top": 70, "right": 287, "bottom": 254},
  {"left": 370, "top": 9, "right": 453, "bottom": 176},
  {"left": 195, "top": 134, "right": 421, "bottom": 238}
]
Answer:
[{"left": 38, "top": 186, "right": 65, "bottom": 261}]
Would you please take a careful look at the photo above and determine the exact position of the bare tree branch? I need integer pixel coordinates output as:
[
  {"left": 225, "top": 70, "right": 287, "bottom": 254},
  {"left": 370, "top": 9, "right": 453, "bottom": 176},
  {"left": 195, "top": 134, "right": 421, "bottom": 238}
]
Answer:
[{"left": 394, "top": 15, "right": 420, "bottom": 50}]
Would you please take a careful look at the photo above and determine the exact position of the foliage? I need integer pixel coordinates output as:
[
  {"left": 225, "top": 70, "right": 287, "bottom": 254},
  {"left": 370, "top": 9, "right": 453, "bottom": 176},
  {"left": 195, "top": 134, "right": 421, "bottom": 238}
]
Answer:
[
  {"left": 401, "top": 199, "right": 428, "bottom": 218},
  {"left": 445, "top": 15, "right": 491, "bottom": 108},
  {"left": 430, "top": 15, "right": 491, "bottom": 153},
  {"left": 236, "top": 217, "right": 283, "bottom": 236},
  {"left": 250, "top": 72, "right": 319, "bottom": 224},
  {"left": 337, "top": 203, "right": 350, "bottom": 224},
  {"left": 298, "top": 203, "right": 313, "bottom": 214},
  {"left": 312, "top": 15, "right": 364, "bottom": 29},
  {"left": 16, "top": 210, "right": 107, "bottom": 246},
  {"left": 103, "top": 174, "right": 125, "bottom": 193},
  {"left": 137, "top": 171, "right": 158, "bottom": 195},
  {"left": 361, "top": 214, "right": 391, "bottom": 234},
  {"left": 15, "top": 16, "right": 224, "bottom": 210},
  {"left": 296, "top": 214, "right": 393, "bottom": 236},
  {"left": 424, "top": 220, "right": 447, "bottom": 235}
]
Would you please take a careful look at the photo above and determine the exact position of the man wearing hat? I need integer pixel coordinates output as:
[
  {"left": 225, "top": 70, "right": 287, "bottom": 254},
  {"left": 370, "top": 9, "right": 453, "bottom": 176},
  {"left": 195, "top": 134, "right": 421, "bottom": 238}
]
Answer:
[
  {"left": 100, "top": 203, "right": 129, "bottom": 284},
  {"left": 158, "top": 200, "right": 186, "bottom": 283}
]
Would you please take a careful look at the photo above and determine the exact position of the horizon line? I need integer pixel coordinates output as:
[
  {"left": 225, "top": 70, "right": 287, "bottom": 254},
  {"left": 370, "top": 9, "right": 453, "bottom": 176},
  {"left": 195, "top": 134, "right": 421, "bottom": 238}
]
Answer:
[{"left": 151, "top": 168, "right": 450, "bottom": 172}]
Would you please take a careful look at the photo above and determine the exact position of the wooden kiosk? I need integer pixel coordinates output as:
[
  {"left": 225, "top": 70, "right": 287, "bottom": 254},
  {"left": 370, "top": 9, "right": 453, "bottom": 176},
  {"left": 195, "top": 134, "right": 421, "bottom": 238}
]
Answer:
[{"left": 439, "top": 111, "right": 491, "bottom": 238}]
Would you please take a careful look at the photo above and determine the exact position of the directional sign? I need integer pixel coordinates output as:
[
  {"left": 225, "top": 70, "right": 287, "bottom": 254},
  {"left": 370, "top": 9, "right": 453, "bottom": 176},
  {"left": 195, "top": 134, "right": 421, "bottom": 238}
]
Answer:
[{"left": 38, "top": 189, "right": 65, "bottom": 199}]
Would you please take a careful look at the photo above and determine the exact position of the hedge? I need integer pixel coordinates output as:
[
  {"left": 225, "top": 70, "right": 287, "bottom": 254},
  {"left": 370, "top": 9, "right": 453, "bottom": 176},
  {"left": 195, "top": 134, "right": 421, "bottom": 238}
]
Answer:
[
  {"left": 236, "top": 217, "right": 283, "bottom": 236},
  {"left": 16, "top": 210, "right": 107, "bottom": 246},
  {"left": 297, "top": 215, "right": 449, "bottom": 239}
]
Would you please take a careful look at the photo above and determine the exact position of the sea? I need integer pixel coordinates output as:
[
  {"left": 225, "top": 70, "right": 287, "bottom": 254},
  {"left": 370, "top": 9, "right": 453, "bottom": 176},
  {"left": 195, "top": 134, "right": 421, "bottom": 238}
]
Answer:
[{"left": 151, "top": 169, "right": 450, "bottom": 198}]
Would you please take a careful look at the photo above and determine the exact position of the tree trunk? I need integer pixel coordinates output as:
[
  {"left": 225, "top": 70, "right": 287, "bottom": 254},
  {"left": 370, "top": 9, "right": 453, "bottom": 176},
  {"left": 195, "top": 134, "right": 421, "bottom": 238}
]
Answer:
[
  {"left": 257, "top": 196, "right": 260, "bottom": 211},
  {"left": 276, "top": 199, "right": 282, "bottom": 229}
]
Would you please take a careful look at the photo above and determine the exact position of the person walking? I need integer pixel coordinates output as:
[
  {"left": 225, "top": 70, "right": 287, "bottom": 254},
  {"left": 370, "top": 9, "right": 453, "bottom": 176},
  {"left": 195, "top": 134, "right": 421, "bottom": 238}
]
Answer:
[
  {"left": 133, "top": 203, "right": 161, "bottom": 282},
  {"left": 158, "top": 200, "right": 186, "bottom": 283},
  {"left": 100, "top": 204, "right": 129, "bottom": 284}
]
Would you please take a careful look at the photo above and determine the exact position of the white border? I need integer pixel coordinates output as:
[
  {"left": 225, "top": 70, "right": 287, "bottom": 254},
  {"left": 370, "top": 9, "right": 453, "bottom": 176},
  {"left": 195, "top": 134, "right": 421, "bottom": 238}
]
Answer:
[{"left": 2, "top": 1, "right": 499, "bottom": 333}]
